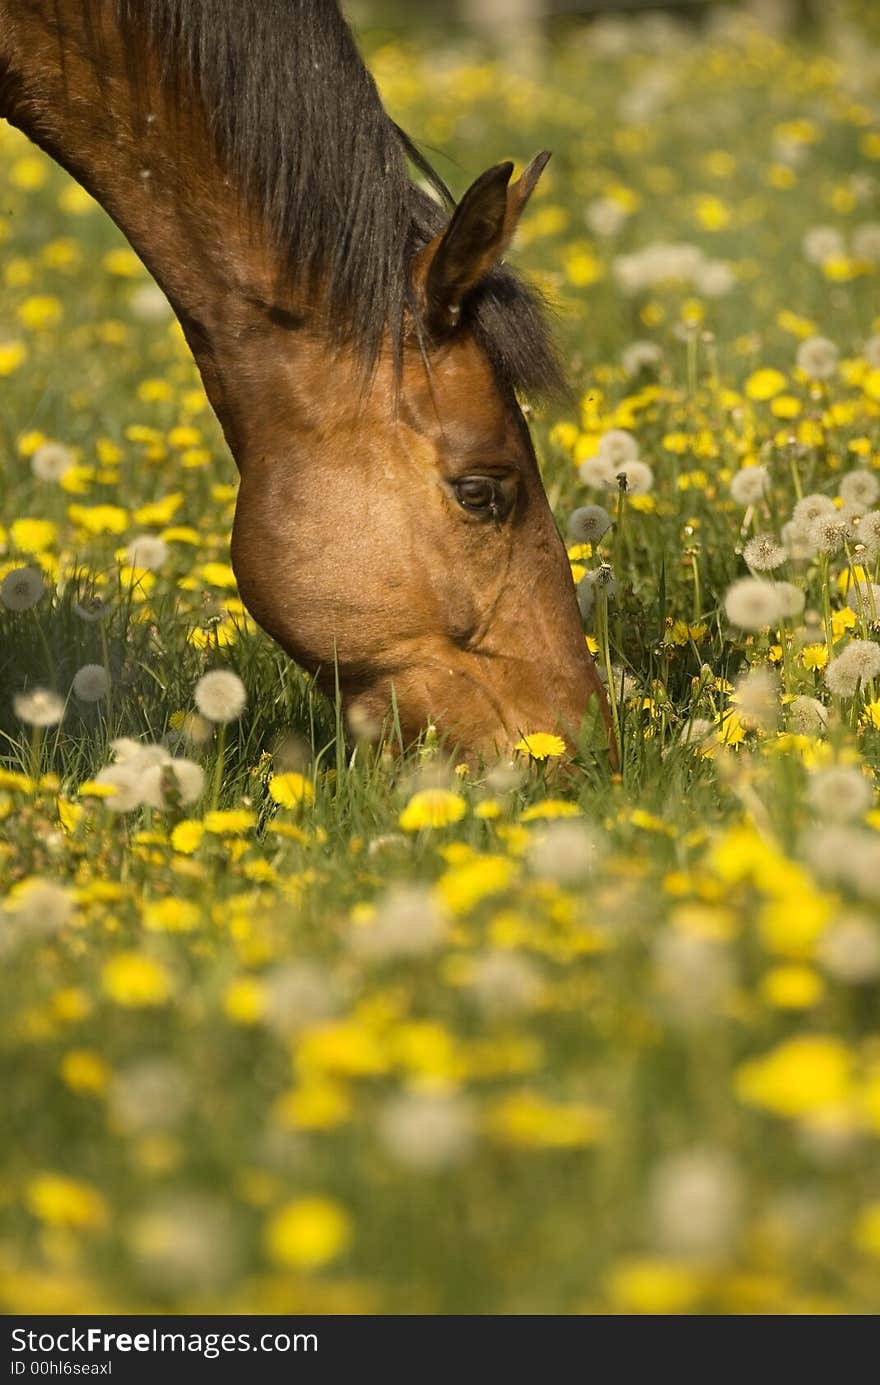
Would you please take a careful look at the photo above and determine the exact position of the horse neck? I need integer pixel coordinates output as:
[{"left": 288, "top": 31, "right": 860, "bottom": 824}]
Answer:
[{"left": 0, "top": 0, "right": 334, "bottom": 462}]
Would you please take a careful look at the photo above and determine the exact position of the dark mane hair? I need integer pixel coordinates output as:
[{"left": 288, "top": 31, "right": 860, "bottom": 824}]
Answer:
[{"left": 100, "top": 0, "right": 564, "bottom": 396}]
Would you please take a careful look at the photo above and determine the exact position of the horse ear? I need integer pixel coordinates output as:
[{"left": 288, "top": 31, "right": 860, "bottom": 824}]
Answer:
[{"left": 413, "top": 150, "right": 551, "bottom": 335}]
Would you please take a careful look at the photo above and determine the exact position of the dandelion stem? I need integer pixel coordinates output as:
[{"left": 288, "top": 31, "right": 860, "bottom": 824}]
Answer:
[
  {"left": 28, "top": 726, "right": 43, "bottom": 787},
  {"left": 596, "top": 588, "right": 622, "bottom": 766},
  {"left": 819, "top": 554, "right": 835, "bottom": 655},
  {"left": 211, "top": 723, "right": 227, "bottom": 811}
]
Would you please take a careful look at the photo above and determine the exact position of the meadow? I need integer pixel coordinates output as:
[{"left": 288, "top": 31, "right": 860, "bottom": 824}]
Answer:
[{"left": 2, "top": 4, "right": 880, "bottom": 1314}]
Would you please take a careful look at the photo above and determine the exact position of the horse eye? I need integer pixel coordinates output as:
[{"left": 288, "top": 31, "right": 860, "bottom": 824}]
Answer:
[{"left": 453, "top": 476, "right": 506, "bottom": 518}]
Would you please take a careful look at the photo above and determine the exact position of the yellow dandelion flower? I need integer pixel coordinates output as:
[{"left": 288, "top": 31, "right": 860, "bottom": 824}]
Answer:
[
  {"left": 265, "top": 1197, "right": 352, "bottom": 1269},
  {"left": 399, "top": 788, "right": 467, "bottom": 832},
  {"left": 17, "top": 294, "right": 62, "bottom": 330},
  {"left": 759, "top": 965, "right": 824, "bottom": 1009},
  {"left": 801, "top": 643, "right": 829, "bottom": 670},
  {"left": 297, "top": 1020, "right": 388, "bottom": 1077},
  {"left": 203, "top": 809, "right": 256, "bottom": 834},
  {"left": 223, "top": 977, "right": 266, "bottom": 1025},
  {"left": 853, "top": 1204, "right": 880, "bottom": 1258},
  {"left": 26, "top": 1174, "right": 107, "bottom": 1231},
  {"left": 101, "top": 953, "right": 173, "bottom": 1007},
  {"left": 103, "top": 247, "right": 142, "bottom": 277},
  {"left": 10, "top": 517, "right": 58, "bottom": 555},
  {"left": 273, "top": 1079, "right": 352, "bottom": 1131},
  {"left": 10, "top": 156, "right": 48, "bottom": 189},
  {"left": 607, "top": 1258, "right": 702, "bottom": 1315},
  {"left": 831, "top": 607, "right": 857, "bottom": 639},
  {"left": 269, "top": 772, "right": 315, "bottom": 808},
  {"left": 198, "top": 561, "right": 238, "bottom": 589},
  {"left": 515, "top": 732, "right": 567, "bottom": 760},
  {"left": 520, "top": 799, "right": 582, "bottom": 822},
  {"left": 133, "top": 493, "right": 184, "bottom": 526},
  {"left": 170, "top": 820, "right": 205, "bottom": 854},
  {"left": 67, "top": 503, "right": 129, "bottom": 535},
  {"left": 758, "top": 892, "right": 834, "bottom": 960},
  {"left": 734, "top": 1035, "right": 851, "bottom": 1118},
  {"left": 437, "top": 854, "right": 516, "bottom": 914},
  {"left": 142, "top": 897, "right": 200, "bottom": 933},
  {"left": 745, "top": 368, "right": 787, "bottom": 401},
  {"left": 485, "top": 1090, "right": 607, "bottom": 1149},
  {"left": 0, "top": 342, "right": 27, "bottom": 375},
  {"left": 60, "top": 1049, "right": 111, "bottom": 1095}
]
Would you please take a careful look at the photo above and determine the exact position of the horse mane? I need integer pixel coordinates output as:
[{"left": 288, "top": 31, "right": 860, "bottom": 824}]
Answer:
[{"left": 92, "top": 0, "right": 564, "bottom": 396}]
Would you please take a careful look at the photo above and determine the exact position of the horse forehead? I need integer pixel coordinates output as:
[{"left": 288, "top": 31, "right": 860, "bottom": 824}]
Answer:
[{"left": 402, "top": 338, "right": 514, "bottom": 444}]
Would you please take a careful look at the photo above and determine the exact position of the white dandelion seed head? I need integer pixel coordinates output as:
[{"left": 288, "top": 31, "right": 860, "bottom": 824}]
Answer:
[
  {"left": 30, "top": 441, "right": 73, "bottom": 482},
  {"left": 611, "top": 251, "right": 648, "bottom": 296},
  {"left": 3, "top": 878, "right": 75, "bottom": 937},
  {"left": 808, "top": 765, "right": 873, "bottom": 822},
  {"left": 169, "top": 711, "right": 213, "bottom": 748},
  {"left": 377, "top": 1091, "right": 475, "bottom": 1171},
  {"left": 846, "top": 579, "right": 880, "bottom": 619},
  {"left": 140, "top": 757, "right": 206, "bottom": 810},
  {"left": 621, "top": 340, "right": 663, "bottom": 377},
  {"left": 840, "top": 469, "right": 880, "bottom": 514},
  {"left": 194, "top": 669, "right": 246, "bottom": 723},
  {"left": 1, "top": 566, "right": 45, "bottom": 612},
  {"left": 818, "top": 913, "right": 880, "bottom": 985},
  {"left": 128, "top": 1197, "right": 235, "bottom": 1292},
  {"left": 774, "top": 581, "right": 806, "bottom": 619},
  {"left": 351, "top": 885, "right": 447, "bottom": 961},
  {"left": 596, "top": 428, "right": 640, "bottom": 468},
  {"left": 263, "top": 962, "right": 336, "bottom": 1037},
  {"left": 94, "top": 762, "right": 146, "bottom": 812},
  {"left": 649, "top": 1148, "right": 743, "bottom": 1258},
  {"left": 129, "top": 283, "right": 173, "bottom": 321},
  {"left": 526, "top": 819, "right": 605, "bottom": 884},
  {"left": 578, "top": 454, "right": 616, "bottom": 489},
  {"left": 732, "top": 666, "right": 780, "bottom": 732},
  {"left": 856, "top": 511, "right": 880, "bottom": 559},
  {"left": 840, "top": 638, "right": 880, "bottom": 680},
  {"left": 567, "top": 504, "right": 613, "bottom": 545},
  {"left": 603, "top": 664, "right": 640, "bottom": 701},
  {"left": 808, "top": 513, "right": 853, "bottom": 555},
  {"left": 14, "top": 686, "right": 65, "bottom": 727},
  {"left": 796, "top": 335, "right": 839, "bottom": 381},
  {"left": 72, "top": 663, "right": 109, "bottom": 702},
  {"left": 724, "top": 577, "right": 784, "bottom": 631},
  {"left": 653, "top": 931, "right": 734, "bottom": 1025},
  {"left": 824, "top": 655, "right": 860, "bottom": 698},
  {"left": 696, "top": 259, "right": 736, "bottom": 298},
  {"left": 852, "top": 222, "right": 880, "bottom": 262},
  {"left": 729, "top": 466, "right": 769, "bottom": 506},
  {"left": 109, "top": 1059, "right": 191, "bottom": 1133},
  {"left": 802, "top": 225, "right": 845, "bottom": 265},
  {"left": 110, "top": 738, "right": 170, "bottom": 770},
  {"left": 824, "top": 640, "right": 880, "bottom": 696},
  {"left": 802, "top": 825, "right": 880, "bottom": 901},
  {"left": 781, "top": 521, "right": 814, "bottom": 562},
  {"left": 125, "top": 533, "right": 169, "bottom": 571},
  {"left": 575, "top": 570, "right": 600, "bottom": 620},
  {"left": 792, "top": 493, "right": 836, "bottom": 528},
  {"left": 743, "top": 533, "right": 787, "bottom": 572},
  {"left": 611, "top": 459, "right": 654, "bottom": 495},
  {"left": 468, "top": 950, "right": 543, "bottom": 1016},
  {"left": 787, "top": 695, "right": 829, "bottom": 735},
  {"left": 585, "top": 196, "right": 629, "bottom": 238},
  {"left": 73, "top": 593, "right": 110, "bottom": 623},
  {"left": 677, "top": 717, "right": 715, "bottom": 749},
  {"left": 864, "top": 335, "right": 880, "bottom": 369}
]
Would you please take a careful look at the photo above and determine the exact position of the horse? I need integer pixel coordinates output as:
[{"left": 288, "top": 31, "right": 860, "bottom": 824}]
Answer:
[{"left": 0, "top": 0, "right": 611, "bottom": 763}]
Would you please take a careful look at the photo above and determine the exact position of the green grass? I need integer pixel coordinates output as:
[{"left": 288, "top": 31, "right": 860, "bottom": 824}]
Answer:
[{"left": 1, "top": 6, "right": 880, "bottom": 1314}]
